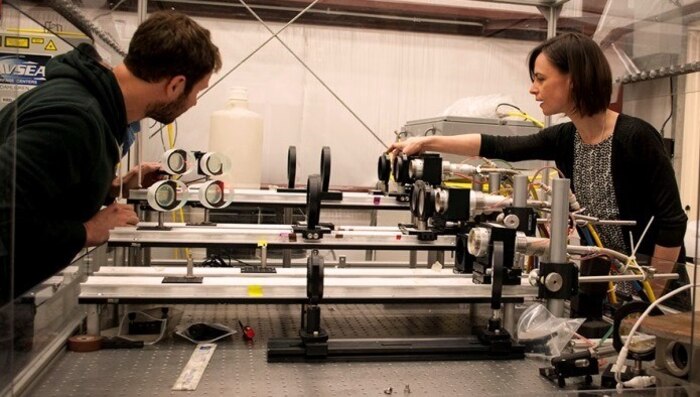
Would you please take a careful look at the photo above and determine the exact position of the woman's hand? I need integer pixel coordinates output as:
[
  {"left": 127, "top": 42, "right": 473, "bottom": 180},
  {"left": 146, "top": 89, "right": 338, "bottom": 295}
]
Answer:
[{"left": 387, "top": 137, "right": 428, "bottom": 156}]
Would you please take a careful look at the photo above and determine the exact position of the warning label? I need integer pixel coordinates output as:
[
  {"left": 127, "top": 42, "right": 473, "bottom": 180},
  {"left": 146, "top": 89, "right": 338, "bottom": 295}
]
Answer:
[
  {"left": 4, "top": 36, "right": 30, "bottom": 49},
  {"left": 44, "top": 40, "right": 57, "bottom": 51}
]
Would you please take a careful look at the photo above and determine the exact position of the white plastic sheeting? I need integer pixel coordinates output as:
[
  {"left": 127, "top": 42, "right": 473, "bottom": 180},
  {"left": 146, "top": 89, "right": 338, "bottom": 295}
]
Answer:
[{"left": 111, "top": 12, "right": 542, "bottom": 187}]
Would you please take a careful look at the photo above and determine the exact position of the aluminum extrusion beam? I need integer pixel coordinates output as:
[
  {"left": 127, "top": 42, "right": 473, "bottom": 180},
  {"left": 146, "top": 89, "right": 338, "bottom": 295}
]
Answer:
[
  {"left": 108, "top": 224, "right": 455, "bottom": 250},
  {"left": 79, "top": 267, "right": 535, "bottom": 304},
  {"left": 128, "top": 188, "right": 410, "bottom": 210},
  {"left": 93, "top": 266, "right": 470, "bottom": 278}
]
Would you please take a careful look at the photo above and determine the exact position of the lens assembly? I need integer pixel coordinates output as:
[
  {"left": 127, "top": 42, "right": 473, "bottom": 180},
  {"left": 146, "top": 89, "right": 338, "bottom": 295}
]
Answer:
[
  {"left": 161, "top": 149, "right": 192, "bottom": 175},
  {"left": 198, "top": 180, "right": 229, "bottom": 209},
  {"left": 199, "top": 152, "right": 230, "bottom": 176},
  {"left": 147, "top": 180, "right": 187, "bottom": 211}
]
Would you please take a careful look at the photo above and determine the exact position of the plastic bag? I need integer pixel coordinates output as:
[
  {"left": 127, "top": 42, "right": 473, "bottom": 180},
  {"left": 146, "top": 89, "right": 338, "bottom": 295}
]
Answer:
[
  {"left": 176, "top": 323, "right": 236, "bottom": 344},
  {"left": 440, "top": 94, "right": 515, "bottom": 118},
  {"left": 516, "top": 303, "right": 585, "bottom": 358},
  {"left": 117, "top": 306, "right": 182, "bottom": 345}
]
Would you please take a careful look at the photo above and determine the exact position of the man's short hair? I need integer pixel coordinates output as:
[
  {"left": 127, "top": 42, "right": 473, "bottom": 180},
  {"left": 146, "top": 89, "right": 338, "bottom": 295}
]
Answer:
[
  {"left": 528, "top": 32, "right": 612, "bottom": 117},
  {"left": 124, "top": 11, "right": 222, "bottom": 94}
]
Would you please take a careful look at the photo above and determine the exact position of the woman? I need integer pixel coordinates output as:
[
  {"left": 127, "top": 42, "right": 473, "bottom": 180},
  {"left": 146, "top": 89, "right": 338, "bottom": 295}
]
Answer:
[{"left": 389, "top": 32, "right": 687, "bottom": 299}]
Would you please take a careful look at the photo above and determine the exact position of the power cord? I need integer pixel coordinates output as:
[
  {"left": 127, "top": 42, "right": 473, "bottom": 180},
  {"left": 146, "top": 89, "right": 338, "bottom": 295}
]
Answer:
[
  {"left": 614, "top": 283, "right": 697, "bottom": 390},
  {"left": 200, "top": 254, "right": 253, "bottom": 268}
]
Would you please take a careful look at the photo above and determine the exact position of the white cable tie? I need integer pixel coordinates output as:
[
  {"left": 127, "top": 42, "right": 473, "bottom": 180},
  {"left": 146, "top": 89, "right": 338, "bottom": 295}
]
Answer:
[{"left": 632, "top": 216, "right": 654, "bottom": 256}]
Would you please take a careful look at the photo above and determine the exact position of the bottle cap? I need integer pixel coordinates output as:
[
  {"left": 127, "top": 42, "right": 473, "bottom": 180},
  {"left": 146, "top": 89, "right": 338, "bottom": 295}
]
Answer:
[{"left": 229, "top": 86, "right": 248, "bottom": 101}]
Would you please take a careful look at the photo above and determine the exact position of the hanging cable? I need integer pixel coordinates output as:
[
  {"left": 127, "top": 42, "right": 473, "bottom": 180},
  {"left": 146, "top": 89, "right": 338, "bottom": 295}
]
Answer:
[{"left": 659, "top": 78, "right": 674, "bottom": 135}]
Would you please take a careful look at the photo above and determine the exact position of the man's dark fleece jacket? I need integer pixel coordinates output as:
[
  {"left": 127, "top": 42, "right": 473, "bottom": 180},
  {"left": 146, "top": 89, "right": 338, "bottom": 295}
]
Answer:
[
  {"left": 0, "top": 45, "right": 127, "bottom": 304},
  {"left": 480, "top": 114, "right": 688, "bottom": 259}
]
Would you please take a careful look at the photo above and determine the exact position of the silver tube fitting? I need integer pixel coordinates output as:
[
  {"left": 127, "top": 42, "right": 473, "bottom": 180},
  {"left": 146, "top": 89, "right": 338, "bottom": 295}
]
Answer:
[
  {"left": 549, "top": 178, "right": 570, "bottom": 263},
  {"left": 512, "top": 175, "right": 528, "bottom": 207},
  {"left": 489, "top": 173, "right": 501, "bottom": 194}
]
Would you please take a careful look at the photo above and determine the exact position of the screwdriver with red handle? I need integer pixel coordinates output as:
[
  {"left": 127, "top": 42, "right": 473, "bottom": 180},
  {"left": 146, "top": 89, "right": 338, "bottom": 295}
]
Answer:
[{"left": 238, "top": 320, "right": 255, "bottom": 340}]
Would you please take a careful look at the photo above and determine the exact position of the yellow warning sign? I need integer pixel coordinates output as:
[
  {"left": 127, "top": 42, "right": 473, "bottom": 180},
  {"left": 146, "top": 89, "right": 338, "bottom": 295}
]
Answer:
[
  {"left": 31, "top": 38, "right": 45, "bottom": 44},
  {"left": 44, "top": 40, "right": 57, "bottom": 51},
  {"left": 5, "top": 36, "right": 30, "bottom": 49}
]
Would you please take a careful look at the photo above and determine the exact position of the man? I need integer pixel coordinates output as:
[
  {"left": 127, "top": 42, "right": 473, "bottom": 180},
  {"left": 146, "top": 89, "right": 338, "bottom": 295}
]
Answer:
[{"left": 0, "top": 11, "right": 222, "bottom": 305}]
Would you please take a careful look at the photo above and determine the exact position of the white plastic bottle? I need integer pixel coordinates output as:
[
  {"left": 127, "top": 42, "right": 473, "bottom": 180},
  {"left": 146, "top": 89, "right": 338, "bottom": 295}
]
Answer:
[{"left": 209, "top": 87, "right": 264, "bottom": 189}]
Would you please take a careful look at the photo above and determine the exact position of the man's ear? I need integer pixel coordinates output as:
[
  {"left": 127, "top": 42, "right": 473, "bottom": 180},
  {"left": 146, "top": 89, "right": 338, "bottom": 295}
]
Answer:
[{"left": 165, "top": 75, "right": 187, "bottom": 100}]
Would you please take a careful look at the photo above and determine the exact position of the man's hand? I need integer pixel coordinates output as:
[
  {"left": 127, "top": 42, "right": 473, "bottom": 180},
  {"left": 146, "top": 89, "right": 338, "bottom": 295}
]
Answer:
[
  {"left": 387, "top": 137, "right": 427, "bottom": 156},
  {"left": 83, "top": 202, "right": 139, "bottom": 246},
  {"left": 111, "top": 162, "right": 164, "bottom": 198}
]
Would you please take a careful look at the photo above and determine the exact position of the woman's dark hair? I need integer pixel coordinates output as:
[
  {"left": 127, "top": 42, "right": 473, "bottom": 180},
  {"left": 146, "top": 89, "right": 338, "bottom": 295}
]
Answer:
[{"left": 528, "top": 32, "right": 611, "bottom": 117}]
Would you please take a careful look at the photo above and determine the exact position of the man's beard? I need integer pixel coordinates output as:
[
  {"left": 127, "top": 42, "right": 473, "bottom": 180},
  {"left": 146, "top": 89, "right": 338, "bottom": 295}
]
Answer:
[{"left": 146, "top": 92, "right": 188, "bottom": 125}]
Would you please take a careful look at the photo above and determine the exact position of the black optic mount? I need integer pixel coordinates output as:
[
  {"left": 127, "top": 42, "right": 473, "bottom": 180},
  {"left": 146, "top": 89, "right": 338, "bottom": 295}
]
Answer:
[
  {"left": 292, "top": 174, "right": 332, "bottom": 240},
  {"left": 434, "top": 187, "right": 470, "bottom": 222},
  {"left": 377, "top": 153, "right": 411, "bottom": 202},
  {"left": 287, "top": 145, "right": 297, "bottom": 189},
  {"left": 537, "top": 262, "right": 578, "bottom": 301},
  {"left": 267, "top": 247, "right": 524, "bottom": 363},
  {"left": 268, "top": 250, "right": 329, "bottom": 361},
  {"left": 502, "top": 206, "right": 537, "bottom": 236},
  {"left": 410, "top": 180, "right": 435, "bottom": 222},
  {"left": 392, "top": 153, "right": 442, "bottom": 186},
  {"left": 454, "top": 229, "right": 476, "bottom": 274},
  {"left": 473, "top": 240, "right": 525, "bottom": 357},
  {"left": 280, "top": 146, "right": 342, "bottom": 200},
  {"left": 473, "top": 227, "right": 521, "bottom": 286}
]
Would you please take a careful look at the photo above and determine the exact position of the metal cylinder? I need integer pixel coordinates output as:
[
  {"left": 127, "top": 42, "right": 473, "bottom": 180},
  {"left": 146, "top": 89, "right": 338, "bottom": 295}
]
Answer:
[
  {"left": 489, "top": 173, "right": 500, "bottom": 194},
  {"left": 512, "top": 175, "right": 528, "bottom": 207},
  {"left": 579, "top": 273, "right": 678, "bottom": 283},
  {"left": 409, "top": 159, "right": 423, "bottom": 180},
  {"left": 549, "top": 178, "right": 569, "bottom": 263},
  {"left": 547, "top": 298, "right": 565, "bottom": 318},
  {"left": 409, "top": 250, "right": 417, "bottom": 269},
  {"left": 283, "top": 208, "right": 293, "bottom": 267},
  {"left": 546, "top": 178, "right": 569, "bottom": 318},
  {"left": 260, "top": 244, "right": 268, "bottom": 267},
  {"left": 503, "top": 303, "right": 515, "bottom": 335},
  {"left": 472, "top": 175, "right": 483, "bottom": 192}
]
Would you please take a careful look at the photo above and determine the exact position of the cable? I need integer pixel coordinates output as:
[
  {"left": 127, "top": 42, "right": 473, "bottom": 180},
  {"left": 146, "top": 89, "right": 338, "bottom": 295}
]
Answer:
[
  {"left": 200, "top": 255, "right": 230, "bottom": 267},
  {"left": 659, "top": 78, "right": 674, "bottom": 135},
  {"left": 90, "top": 0, "right": 128, "bottom": 22},
  {"left": 173, "top": 121, "right": 178, "bottom": 147},
  {"left": 586, "top": 223, "right": 617, "bottom": 304},
  {"left": 184, "top": 177, "right": 207, "bottom": 186},
  {"left": 46, "top": 0, "right": 126, "bottom": 56},
  {"left": 614, "top": 283, "right": 696, "bottom": 390},
  {"left": 503, "top": 111, "right": 545, "bottom": 129},
  {"left": 596, "top": 325, "right": 614, "bottom": 348},
  {"left": 149, "top": 123, "right": 166, "bottom": 138},
  {"left": 589, "top": 223, "right": 655, "bottom": 302},
  {"left": 586, "top": 224, "right": 604, "bottom": 248},
  {"left": 578, "top": 225, "right": 595, "bottom": 246},
  {"left": 495, "top": 103, "right": 522, "bottom": 113},
  {"left": 495, "top": 103, "right": 544, "bottom": 128},
  {"left": 156, "top": 124, "right": 168, "bottom": 152},
  {"left": 231, "top": 257, "right": 254, "bottom": 267}
]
